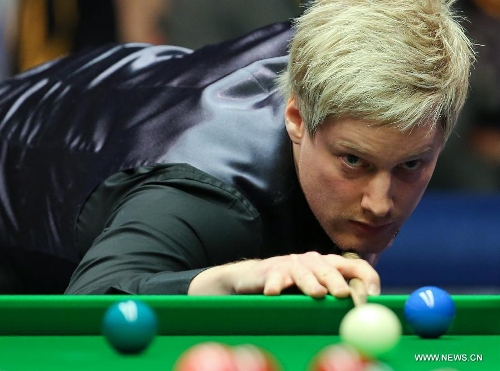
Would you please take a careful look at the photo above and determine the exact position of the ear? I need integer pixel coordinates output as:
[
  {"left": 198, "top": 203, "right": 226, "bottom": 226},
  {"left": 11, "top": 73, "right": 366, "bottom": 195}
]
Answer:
[{"left": 285, "top": 95, "right": 306, "bottom": 144}]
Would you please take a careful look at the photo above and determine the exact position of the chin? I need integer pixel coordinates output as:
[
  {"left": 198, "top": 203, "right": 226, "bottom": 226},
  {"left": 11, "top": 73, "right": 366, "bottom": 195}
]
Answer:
[{"left": 329, "top": 233, "right": 393, "bottom": 256}]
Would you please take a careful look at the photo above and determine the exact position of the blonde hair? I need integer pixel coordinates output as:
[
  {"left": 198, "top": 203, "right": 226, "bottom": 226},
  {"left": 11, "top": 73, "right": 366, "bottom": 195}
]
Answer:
[{"left": 278, "top": 0, "right": 475, "bottom": 140}]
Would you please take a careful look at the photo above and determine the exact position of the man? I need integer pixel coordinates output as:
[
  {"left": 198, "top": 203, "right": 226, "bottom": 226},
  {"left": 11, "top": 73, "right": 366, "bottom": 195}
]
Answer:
[{"left": 0, "top": 0, "right": 473, "bottom": 295}]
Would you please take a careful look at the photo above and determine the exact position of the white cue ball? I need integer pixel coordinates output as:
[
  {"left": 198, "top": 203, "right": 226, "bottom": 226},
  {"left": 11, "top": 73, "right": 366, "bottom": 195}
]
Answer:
[{"left": 339, "top": 303, "right": 402, "bottom": 358}]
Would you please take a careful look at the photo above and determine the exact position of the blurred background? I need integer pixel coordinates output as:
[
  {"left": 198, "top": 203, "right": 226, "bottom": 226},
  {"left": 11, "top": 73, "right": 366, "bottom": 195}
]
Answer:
[
  {"left": 0, "top": 0, "right": 302, "bottom": 75},
  {"left": 0, "top": 0, "right": 499, "bottom": 293}
]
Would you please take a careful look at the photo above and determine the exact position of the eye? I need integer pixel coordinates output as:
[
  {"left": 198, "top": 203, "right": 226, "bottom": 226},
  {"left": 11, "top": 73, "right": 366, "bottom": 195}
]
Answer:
[
  {"left": 399, "top": 160, "right": 422, "bottom": 171},
  {"left": 342, "top": 154, "right": 364, "bottom": 167}
]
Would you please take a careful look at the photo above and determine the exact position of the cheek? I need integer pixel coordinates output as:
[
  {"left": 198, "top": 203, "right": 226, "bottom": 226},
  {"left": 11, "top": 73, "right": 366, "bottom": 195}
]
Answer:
[
  {"left": 298, "top": 150, "right": 331, "bottom": 194},
  {"left": 395, "top": 171, "right": 434, "bottom": 215},
  {"left": 299, "top": 157, "right": 358, "bottom": 213}
]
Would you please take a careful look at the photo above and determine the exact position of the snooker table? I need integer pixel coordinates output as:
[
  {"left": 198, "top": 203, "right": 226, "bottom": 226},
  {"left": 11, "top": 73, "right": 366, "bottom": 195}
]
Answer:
[{"left": 0, "top": 295, "right": 499, "bottom": 370}]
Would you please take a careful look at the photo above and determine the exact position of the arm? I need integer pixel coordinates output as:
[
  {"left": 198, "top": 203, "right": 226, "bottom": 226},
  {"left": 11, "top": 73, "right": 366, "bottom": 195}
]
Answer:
[{"left": 66, "top": 177, "right": 262, "bottom": 294}]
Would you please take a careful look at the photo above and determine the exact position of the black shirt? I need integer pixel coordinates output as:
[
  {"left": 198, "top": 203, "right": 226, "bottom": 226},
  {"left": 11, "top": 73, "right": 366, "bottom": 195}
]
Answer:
[{"left": 70, "top": 164, "right": 262, "bottom": 294}]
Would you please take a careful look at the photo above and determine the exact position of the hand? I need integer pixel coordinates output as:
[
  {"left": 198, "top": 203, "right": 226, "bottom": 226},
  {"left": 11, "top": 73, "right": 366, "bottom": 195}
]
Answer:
[{"left": 188, "top": 251, "right": 380, "bottom": 298}]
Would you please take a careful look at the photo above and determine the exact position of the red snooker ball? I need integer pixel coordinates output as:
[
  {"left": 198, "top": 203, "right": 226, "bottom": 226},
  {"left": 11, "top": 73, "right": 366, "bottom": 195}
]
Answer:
[
  {"left": 309, "top": 344, "right": 365, "bottom": 371},
  {"left": 232, "top": 344, "right": 281, "bottom": 371},
  {"left": 175, "top": 342, "right": 281, "bottom": 371},
  {"left": 174, "top": 342, "right": 237, "bottom": 371}
]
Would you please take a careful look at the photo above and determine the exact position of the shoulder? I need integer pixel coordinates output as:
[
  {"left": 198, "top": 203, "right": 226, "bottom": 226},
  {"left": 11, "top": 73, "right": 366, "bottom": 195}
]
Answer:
[
  {"left": 77, "top": 164, "right": 260, "bottom": 253},
  {"left": 76, "top": 164, "right": 263, "bottom": 259},
  {"left": 109, "top": 163, "right": 260, "bottom": 217}
]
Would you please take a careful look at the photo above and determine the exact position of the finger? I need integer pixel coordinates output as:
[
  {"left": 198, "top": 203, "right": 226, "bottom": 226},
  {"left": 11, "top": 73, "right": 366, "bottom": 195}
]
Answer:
[
  {"left": 288, "top": 255, "right": 328, "bottom": 298},
  {"left": 298, "top": 252, "right": 351, "bottom": 297},
  {"left": 313, "top": 263, "right": 351, "bottom": 298},
  {"left": 263, "top": 271, "right": 293, "bottom": 296},
  {"left": 290, "top": 252, "right": 351, "bottom": 298},
  {"left": 326, "top": 254, "right": 381, "bottom": 296}
]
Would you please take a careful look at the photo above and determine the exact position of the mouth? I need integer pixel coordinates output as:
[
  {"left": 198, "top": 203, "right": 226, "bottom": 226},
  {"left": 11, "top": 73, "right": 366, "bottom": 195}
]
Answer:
[{"left": 349, "top": 220, "right": 393, "bottom": 235}]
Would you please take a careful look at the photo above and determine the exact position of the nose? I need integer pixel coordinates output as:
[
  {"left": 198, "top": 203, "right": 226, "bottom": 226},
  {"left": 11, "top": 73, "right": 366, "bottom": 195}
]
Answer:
[{"left": 361, "top": 172, "right": 394, "bottom": 218}]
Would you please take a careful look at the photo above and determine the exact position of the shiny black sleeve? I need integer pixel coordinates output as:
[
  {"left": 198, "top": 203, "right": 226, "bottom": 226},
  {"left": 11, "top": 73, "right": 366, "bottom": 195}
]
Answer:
[{"left": 65, "top": 177, "right": 262, "bottom": 294}]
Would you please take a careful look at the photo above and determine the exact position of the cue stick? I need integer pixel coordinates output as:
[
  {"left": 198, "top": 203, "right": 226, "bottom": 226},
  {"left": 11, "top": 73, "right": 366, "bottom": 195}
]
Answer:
[{"left": 342, "top": 251, "right": 368, "bottom": 306}]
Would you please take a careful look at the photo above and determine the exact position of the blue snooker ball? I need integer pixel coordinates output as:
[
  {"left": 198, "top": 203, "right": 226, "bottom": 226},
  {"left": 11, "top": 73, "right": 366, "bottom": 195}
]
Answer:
[
  {"left": 404, "top": 286, "right": 455, "bottom": 338},
  {"left": 102, "top": 300, "right": 158, "bottom": 354}
]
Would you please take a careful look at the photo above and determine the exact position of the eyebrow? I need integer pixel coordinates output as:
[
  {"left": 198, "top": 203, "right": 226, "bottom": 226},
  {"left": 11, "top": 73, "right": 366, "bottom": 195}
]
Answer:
[{"left": 335, "top": 140, "right": 436, "bottom": 159}]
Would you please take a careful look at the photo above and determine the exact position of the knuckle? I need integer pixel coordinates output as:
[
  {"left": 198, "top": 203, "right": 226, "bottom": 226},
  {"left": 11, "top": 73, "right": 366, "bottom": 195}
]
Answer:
[
  {"left": 345, "top": 256, "right": 371, "bottom": 270},
  {"left": 304, "top": 251, "right": 321, "bottom": 259},
  {"left": 319, "top": 268, "right": 339, "bottom": 280},
  {"left": 288, "top": 253, "right": 300, "bottom": 262},
  {"left": 355, "top": 260, "right": 372, "bottom": 271}
]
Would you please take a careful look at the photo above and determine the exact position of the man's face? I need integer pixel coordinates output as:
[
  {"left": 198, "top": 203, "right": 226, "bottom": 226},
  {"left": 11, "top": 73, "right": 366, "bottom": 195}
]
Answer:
[{"left": 285, "top": 97, "right": 444, "bottom": 258}]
